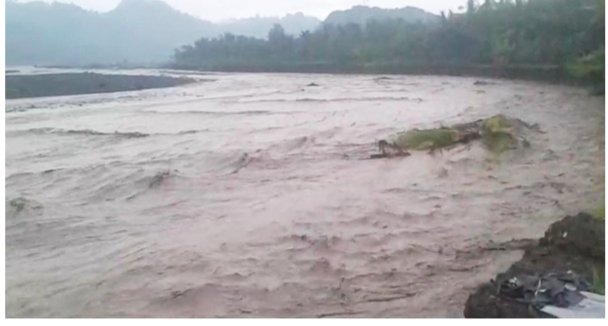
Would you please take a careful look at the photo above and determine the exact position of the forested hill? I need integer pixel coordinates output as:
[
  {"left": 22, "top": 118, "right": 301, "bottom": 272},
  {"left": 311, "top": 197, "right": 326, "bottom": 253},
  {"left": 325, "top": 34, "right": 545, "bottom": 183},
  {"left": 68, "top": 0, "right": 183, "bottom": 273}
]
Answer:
[
  {"left": 5, "top": 0, "right": 320, "bottom": 66},
  {"left": 6, "top": 0, "right": 212, "bottom": 65},
  {"left": 173, "top": 0, "right": 604, "bottom": 83},
  {"left": 324, "top": 5, "right": 439, "bottom": 26}
]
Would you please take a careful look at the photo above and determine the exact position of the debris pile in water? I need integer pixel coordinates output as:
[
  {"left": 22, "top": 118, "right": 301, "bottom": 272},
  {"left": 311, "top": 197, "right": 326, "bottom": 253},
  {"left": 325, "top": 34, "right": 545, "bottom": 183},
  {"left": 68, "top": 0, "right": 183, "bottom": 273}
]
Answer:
[{"left": 373, "top": 114, "right": 541, "bottom": 158}]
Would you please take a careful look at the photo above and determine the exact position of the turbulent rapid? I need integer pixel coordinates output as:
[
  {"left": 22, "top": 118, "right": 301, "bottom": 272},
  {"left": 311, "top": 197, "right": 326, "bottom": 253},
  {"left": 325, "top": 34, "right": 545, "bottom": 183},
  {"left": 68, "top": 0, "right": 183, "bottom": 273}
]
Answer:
[{"left": 5, "top": 71, "right": 605, "bottom": 317}]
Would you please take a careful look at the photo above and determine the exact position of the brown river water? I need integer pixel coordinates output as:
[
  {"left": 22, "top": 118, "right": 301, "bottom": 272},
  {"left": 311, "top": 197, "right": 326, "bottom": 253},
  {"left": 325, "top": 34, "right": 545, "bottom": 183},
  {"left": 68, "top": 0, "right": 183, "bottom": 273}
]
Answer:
[{"left": 5, "top": 71, "right": 605, "bottom": 317}]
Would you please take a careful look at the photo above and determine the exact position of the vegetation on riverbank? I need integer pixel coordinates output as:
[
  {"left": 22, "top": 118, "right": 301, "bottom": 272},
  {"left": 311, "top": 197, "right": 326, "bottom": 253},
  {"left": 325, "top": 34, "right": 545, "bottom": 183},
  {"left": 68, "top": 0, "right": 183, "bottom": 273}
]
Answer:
[
  {"left": 591, "top": 202, "right": 605, "bottom": 294},
  {"left": 592, "top": 266, "right": 605, "bottom": 295},
  {"left": 593, "top": 202, "right": 605, "bottom": 221},
  {"left": 567, "top": 50, "right": 605, "bottom": 94},
  {"left": 173, "top": 0, "right": 604, "bottom": 85}
]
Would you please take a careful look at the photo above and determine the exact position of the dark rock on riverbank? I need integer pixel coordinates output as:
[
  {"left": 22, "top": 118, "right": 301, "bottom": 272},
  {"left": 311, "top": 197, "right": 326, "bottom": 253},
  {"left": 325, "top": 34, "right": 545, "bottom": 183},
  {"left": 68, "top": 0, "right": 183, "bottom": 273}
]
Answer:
[
  {"left": 464, "top": 213, "right": 605, "bottom": 318},
  {"left": 5, "top": 72, "right": 196, "bottom": 99}
]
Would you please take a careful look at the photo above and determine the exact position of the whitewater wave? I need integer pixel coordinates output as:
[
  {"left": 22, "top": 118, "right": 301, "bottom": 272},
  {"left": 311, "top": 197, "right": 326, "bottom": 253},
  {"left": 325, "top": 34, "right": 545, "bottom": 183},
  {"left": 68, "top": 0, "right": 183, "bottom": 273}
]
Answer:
[
  {"left": 239, "top": 96, "right": 425, "bottom": 103},
  {"left": 8, "top": 127, "right": 218, "bottom": 139},
  {"left": 11, "top": 128, "right": 150, "bottom": 138},
  {"left": 144, "top": 109, "right": 299, "bottom": 116}
]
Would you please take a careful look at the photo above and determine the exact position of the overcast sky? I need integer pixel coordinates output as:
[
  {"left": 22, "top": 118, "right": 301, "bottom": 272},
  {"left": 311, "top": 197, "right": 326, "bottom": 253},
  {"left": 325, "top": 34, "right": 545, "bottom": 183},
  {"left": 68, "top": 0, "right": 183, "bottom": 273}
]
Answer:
[{"left": 16, "top": 0, "right": 467, "bottom": 22}]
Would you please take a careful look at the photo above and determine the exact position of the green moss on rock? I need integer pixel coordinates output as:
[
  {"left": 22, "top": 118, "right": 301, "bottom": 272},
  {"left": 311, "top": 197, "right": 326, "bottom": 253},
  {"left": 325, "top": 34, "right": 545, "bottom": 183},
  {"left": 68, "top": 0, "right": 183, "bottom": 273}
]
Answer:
[
  {"left": 394, "top": 128, "right": 460, "bottom": 150},
  {"left": 567, "top": 50, "right": 605, "bottom": 95},
  {"left": 592, "top": 266, "right": 605, "bottom": 295},
  {"left": 593, "top": 202, "right": 605, "bottom": 222},
  {"left": 386, "top": 114, "right": 534, "bottom": 155},
  {"left": 480, "top": 115, "right": 519, "bottom": 153},
  {"left": 483, "top": 114, "right": 512, "bottom": 133}
]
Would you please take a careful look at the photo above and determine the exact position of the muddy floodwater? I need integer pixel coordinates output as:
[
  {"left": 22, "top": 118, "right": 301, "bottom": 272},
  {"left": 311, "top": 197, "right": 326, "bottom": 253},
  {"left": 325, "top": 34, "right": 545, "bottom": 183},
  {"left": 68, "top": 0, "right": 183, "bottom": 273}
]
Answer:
[{"left": 5, "top": 71, "right": 605, "bottom": 317}]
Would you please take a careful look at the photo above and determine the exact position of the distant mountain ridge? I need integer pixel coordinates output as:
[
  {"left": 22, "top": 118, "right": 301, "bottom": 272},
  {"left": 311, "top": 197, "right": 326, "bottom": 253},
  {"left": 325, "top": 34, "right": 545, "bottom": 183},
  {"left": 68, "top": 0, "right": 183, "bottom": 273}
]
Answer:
[
  {"left": 5, "top": 0, "right": 320, "bottom": 66},
  {"left": 324, "top": 5, "right": 439, "bottom": 26},
  {"left": 6, "top": 0, "right": 438, "bottom": 66},
  {"left": 218, "top": 13, "right": 322, "bottom": 38}
]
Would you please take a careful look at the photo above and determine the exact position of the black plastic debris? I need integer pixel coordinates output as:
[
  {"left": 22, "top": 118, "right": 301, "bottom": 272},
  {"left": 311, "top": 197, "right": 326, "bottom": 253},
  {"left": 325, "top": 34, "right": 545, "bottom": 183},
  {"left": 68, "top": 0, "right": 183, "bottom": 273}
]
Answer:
[{"left": 497, "top": 271, "right": 591, "bottom": 308}]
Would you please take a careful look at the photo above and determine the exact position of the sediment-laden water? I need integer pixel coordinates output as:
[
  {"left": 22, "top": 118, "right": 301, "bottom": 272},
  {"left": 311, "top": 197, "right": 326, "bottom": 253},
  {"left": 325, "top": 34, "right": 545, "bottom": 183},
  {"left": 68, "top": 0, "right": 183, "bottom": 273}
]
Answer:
[{"left": 5, "top": 71, "right": 605, "bottom": 317}]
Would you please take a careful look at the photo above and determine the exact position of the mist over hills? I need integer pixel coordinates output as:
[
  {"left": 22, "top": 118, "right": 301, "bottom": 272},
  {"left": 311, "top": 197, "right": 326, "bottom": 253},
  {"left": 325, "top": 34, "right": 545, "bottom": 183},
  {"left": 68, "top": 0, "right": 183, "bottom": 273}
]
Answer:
[
  {"left": 324, "top": 5, "right": 439, "bottom": 26},
  {"left": 6, "top": 0, "right": 438, "bottom": 66}
]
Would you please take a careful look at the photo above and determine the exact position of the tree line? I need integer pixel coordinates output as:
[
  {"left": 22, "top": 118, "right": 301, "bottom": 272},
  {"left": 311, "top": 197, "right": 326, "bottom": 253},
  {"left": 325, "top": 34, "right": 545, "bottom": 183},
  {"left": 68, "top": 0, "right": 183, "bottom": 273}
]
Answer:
[{"left": 172, "top": 0, "right": 604, "bottom": 83}]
